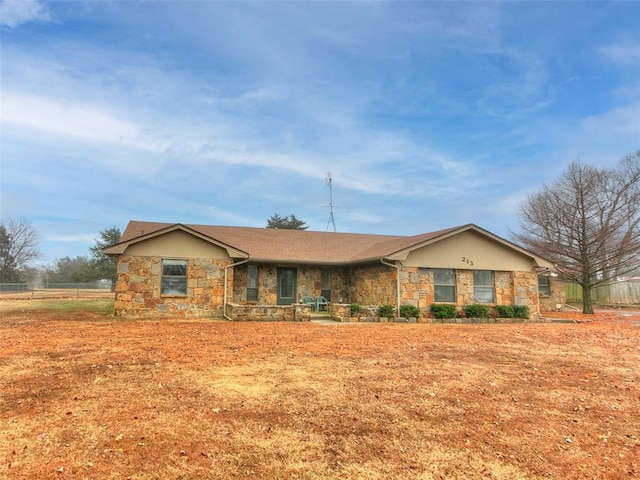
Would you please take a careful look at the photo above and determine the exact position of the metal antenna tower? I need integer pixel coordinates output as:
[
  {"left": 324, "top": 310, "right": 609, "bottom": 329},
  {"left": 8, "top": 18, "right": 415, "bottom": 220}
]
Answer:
[{"left": 325, "top": 172, "right": 337, "bottom": 232}]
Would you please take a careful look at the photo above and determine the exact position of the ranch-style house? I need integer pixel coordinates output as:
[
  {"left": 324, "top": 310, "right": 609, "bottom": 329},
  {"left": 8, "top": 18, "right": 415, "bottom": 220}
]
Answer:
[{"left": 103, "top": 221, "right": 563, "bottom": 321}]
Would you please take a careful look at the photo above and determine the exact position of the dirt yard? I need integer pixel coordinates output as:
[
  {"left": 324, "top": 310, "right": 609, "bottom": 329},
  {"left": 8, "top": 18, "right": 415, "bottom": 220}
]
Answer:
[{"left": 1, "top": 298, "right": 638, "bottom": 479}]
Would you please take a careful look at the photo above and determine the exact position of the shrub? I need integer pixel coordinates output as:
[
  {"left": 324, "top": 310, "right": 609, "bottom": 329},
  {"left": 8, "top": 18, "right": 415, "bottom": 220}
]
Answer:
[
  {"left": 512, "top": 305, "right": 530, "bottom": 319},
  {"left": 400, "top": 304, "right": 421, "bottom": 318},
  {"left": 378, "top": 304, "right": 396, "bottom": 319},
  {"left": 495, "top": 305, "right": 515, "bottom": 318},
  {"left": 430, "top": 304, "right": 457, "bottom": 319},
  {"left": 350, "top": 303, "right": 362, "bottom": 315},
  {"left": 463, "top": 304, "right": 490, "bottom": 318}
]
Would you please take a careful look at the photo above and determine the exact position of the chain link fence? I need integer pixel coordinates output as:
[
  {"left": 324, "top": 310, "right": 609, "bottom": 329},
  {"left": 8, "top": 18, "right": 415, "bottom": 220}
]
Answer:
[
  {"left": 0, "top": 283, "right": 29, "bottom": 292},
  {"left": 0, "top": 281, "right": 113, "bottom": 295}
]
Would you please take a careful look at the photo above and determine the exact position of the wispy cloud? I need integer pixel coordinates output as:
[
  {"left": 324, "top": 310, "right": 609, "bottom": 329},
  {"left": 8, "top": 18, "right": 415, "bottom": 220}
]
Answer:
[
  {"left": 1, "top": 91, "right": 168, "bottom": 152},
  {"left": 47, "top": 233, "right": 97, "bottom": 243},
  {"left": 2, "top": 32, "right": 478, "bottom": 200},
  {"left": 0, "top": 0, "right": 50, "bottom": 28},
  {"left": 599, "top": 43, "right": 640, "bottom": 65},
  {"left": 582, "top": 103, "right": 640, "bottom": 138}
]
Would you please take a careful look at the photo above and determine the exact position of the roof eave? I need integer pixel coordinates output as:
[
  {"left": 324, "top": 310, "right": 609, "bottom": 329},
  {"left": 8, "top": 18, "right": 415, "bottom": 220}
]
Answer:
[
  {"left": 384, "top": 224, "right": 555, "bottom": 267},
  {"left": 246, "top": 258, "right": 355, "bottom": 266},
  {"left": 384, "top": 224, "right": 474, "bottom": 260},
  {"left": 102, "top": 223, "right": 249, "bottom": 259}
]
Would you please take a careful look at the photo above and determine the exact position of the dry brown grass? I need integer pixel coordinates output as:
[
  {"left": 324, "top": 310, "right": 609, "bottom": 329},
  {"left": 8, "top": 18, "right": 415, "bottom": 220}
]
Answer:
[{"left": 1, "top": 299, "right": 638, "bottom": 479}]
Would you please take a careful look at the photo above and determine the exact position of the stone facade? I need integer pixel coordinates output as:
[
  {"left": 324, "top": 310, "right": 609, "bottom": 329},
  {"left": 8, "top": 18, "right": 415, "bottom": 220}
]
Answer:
[
  {"left": 513, "top": 271, "right": 538, "bottom": 306},
  {"left": 232, "top": 263, "right": 278, "bottom": 304},
  {"left": 113, "top": 255, "right": 562, "bottom": 320},
  {"left": 539, "top": 278, "right": 566, "bottom": 311},
  {"left": 232, "top": 264, "right": 351, "bottom": 305},
  {"left": 399, "top": 267, "right": 433, "bottom": 308},
  {"left": 347, "top": 263, "right": 397, "bottom": 306},
  {"left": 114, "top": 255, "right": 231, "bottom": 318},
  {"left": 225, "top": 302, "right": 311, "bottom": 321},
  {"left": 398, "top": 267, "right": 549, "bottom": 319}
]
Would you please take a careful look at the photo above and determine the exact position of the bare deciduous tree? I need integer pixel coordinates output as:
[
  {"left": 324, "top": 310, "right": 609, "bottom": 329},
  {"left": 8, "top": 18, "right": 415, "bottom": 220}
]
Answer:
[
  {"left": 513, "top": 151, "right": 640, "bottom": 314},
  {"left": 0, "top": 217, "right": 40, "bottom": 283}
]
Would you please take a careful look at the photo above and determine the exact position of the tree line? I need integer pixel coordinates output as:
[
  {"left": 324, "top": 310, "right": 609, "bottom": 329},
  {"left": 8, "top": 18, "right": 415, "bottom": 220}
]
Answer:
[
  {"left": 42, "top": 227, "right": 122, "bottom": 284},
  {"left": 0, "top": 222, "right": 121, "bottom": 286}
]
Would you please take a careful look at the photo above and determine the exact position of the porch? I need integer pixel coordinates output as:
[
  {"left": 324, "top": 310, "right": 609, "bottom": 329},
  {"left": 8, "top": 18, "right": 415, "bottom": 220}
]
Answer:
[{"left": 224, "top": 301, "right": 354, "bottom": 322}]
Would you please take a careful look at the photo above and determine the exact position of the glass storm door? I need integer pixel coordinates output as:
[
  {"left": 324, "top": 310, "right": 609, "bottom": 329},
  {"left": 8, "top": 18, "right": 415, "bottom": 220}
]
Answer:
[{"left": 277, "top": 268, "right": 297, "bottom": 305}]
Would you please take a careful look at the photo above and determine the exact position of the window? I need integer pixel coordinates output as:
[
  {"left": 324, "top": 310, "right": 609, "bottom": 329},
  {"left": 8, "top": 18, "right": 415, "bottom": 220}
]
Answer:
[
  {"left": 433, "top": 269, "right": 456, "bottom": 302},
  {"left": 247, "top": 265, "right": 258, "bottom": 302},
  {"left": 473, "top": 270, "right": 494, "bottom": 303},
  {"left": 538, "top": 276, "right": 551, "bottom": 296},
  {"left": 161, "top": 259, "right": 187, "bottom": 295},
  {"left": 321, "top": 267, "right": 332, "bottom": 301}
]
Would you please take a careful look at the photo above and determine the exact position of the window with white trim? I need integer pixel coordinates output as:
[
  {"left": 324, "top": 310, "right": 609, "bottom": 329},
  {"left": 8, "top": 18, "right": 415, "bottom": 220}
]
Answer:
[
  {"left": 433, "top": 268, "right": 456, "bottom": 302},
  {"left": 473, "top": 270, "right": 494, "bottom": 303},
  {"left": 161, "top": 259, "right": 188, "bottom": 295}
]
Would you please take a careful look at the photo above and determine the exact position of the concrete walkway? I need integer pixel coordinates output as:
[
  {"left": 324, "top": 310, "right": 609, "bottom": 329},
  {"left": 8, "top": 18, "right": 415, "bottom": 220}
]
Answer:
[
  {"left": 310, "top": 312, "right": 343, "bottom": 325},
  {"left": 311, "top": 318, "right": 344, "bottom": 325}
]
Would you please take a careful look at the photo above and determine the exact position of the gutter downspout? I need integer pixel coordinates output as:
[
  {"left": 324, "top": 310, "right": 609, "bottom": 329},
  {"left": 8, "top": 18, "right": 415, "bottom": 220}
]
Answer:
[
  {"left": 534, "top": 269, "right": 541, "bottom": 318},
  {"left": 381, "top": 258, "right": 401, "bottom": 318},
  {"left": 224, "top": 258, "right": 250, "bottom": 320}
]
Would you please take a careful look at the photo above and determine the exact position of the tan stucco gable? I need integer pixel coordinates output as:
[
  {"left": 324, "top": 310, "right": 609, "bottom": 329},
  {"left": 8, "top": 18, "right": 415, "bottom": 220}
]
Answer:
[
  {"left": 387, "top": 225, "right": 553, "bottom": 271},
  {"left": 123, "top": 230, "right": 235, "bottom": 259},
  {"left": 103, "top": 224, "right": 248, "bottom": 259}
]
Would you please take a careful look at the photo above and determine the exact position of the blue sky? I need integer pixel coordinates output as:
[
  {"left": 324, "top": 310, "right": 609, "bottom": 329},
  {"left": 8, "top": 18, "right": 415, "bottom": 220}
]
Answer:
[{"left": 1, "top": 0, "right": 639, "bottom": 266}]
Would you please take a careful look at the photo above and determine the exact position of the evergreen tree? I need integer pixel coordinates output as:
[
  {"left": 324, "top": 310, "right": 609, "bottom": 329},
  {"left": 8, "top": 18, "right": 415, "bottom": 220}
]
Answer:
[
  {"left": 89, "top": 226, "right": 121, "bottom": 283},
  {"left": 266, "top": 214, "right": 308, "bottom": 230}
]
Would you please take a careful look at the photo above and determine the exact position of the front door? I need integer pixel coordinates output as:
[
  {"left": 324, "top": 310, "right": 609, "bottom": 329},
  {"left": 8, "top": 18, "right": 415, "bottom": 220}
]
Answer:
[{"left": 277, "top": 267, "right": 297, "bottom": 305}]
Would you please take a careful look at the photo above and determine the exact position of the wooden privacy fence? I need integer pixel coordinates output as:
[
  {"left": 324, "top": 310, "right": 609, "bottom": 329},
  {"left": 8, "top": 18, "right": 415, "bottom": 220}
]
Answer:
[{"left": 565, "top": 280, "right": 640, "bottom": 305}]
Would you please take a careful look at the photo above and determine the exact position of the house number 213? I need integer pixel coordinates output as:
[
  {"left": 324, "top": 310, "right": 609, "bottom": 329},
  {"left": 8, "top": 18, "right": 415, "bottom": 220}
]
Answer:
[{"left": 462, "top": 257, "right": 474, "bottom": 266}]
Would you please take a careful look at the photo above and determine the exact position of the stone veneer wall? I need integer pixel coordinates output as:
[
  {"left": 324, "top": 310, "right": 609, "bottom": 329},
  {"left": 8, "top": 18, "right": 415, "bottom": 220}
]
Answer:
[
  {"left": 399, "top": 267, "right": 433, "bottom": 310},
  {"left": 114, "top": 254, "right": 550, "bottom": 320},
  {"left": 225, "top": 302, "right": 311, "bottom": 321},
  {"left": 347, "top": 262, "right": 397, "bottom": 306},
  {"left": 539, "top": 278, "right": 566, "bottom": 311},
  {"left": 233, "top": 264, "right": 350, "bottom": 304},
  {"left": 455, "top": 270, "right": 474, "bottom": 305},
  {"left": 114, "top": 255, "right": 231, "bottom": 318},
  {"left": 399, "top": 267, "right": 540, "bottom": 318},
  {"left": 329, "top": 267, "right": 349, "bottom": 303},
  {"left": 232, "top": 263, "right": 277, "bottom": 304},
  {"left": 512, "top": 271, "right": 538, "bottom": 309}
]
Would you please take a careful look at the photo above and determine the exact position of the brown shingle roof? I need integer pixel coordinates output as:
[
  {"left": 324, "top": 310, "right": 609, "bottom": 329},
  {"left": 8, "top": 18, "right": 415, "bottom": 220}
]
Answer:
[{"left": 118, "top": 220, "right": 463, "bottom": 264}]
